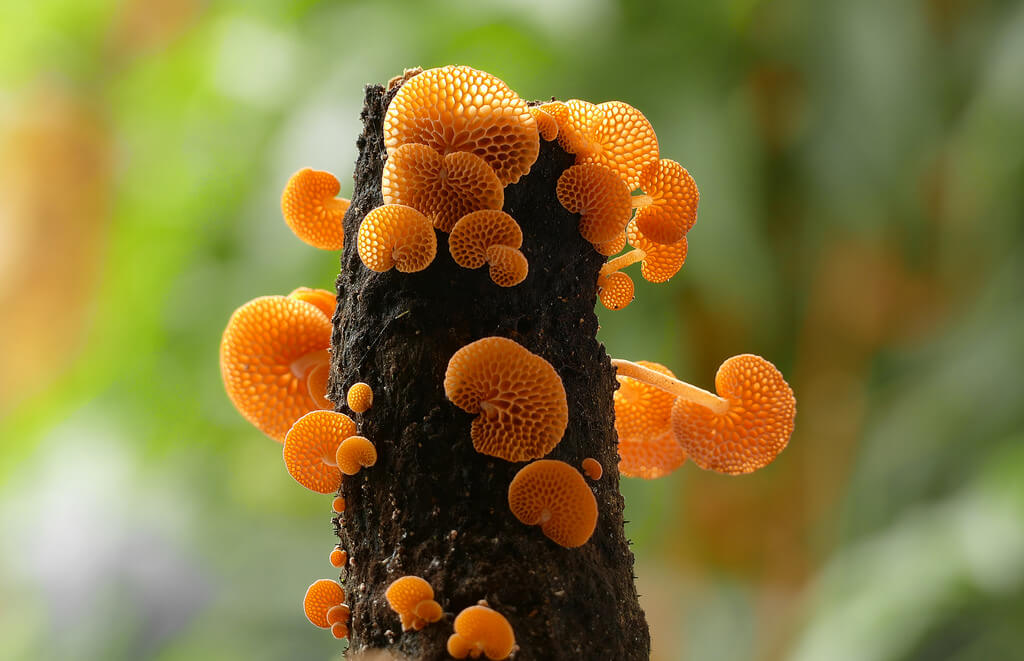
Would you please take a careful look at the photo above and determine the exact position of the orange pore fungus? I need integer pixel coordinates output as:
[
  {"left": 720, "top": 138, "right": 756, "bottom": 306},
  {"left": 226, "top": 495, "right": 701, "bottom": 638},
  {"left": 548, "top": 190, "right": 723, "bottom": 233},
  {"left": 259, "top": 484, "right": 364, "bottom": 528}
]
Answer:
[
  {"left": 447, "top": 605, "right": 516, "bottom": 660},
  {"left": 329, "top": 547, "right": 347, "bottom": 568},
  {"left": 614, "top": 360, "right": 687, "bottom": 479},
  {"left": 303, "top": 579, "right": 346, "bottom": 628},
  {"left": 327, "top": 603, "right": 351, "bottom": 626},
  {"left": 529, "top": 106, "right": 558, "bottom": 141},
  {"left": 220, "top": 295, "right": 333, "bottom": 442},
  {"left": 281, "top": 168, "right": 349, "bottom": 251},
  {"left": 484, "top": 244, "right": 529, "bottom": 287},
  {"left": 671, "top": 354, "right": 796, "bottom": 475},
  {"left": 385, "top": 576, "right": 443, "bottom": 631},
  {"left": 594, "top": 230, "right": 627, "bottom": 257},
  {"left": 357, "top": 204, "right": 437, "bottom": 273},
  {"left": 596, "top": 271, "right": 634, "bottom": 311},
  {"left": 508, "top": 459, "right": 598, "bottom": 548},
  {"left": 346, "top": 382, "right": 373, "bottom": 413},
  {"left": 444, "top": 337, "right": 568, "bottom": 462},
  {"left": 335, "top": 435, "right": 377, "bottom": 475},
  {"left": 581, "top": 457, "right": 603, "bottom": 480},
  {"left": 283, "top": 410, "right": 356, "bottom": 493},
  {"left": 556, "top": 163, "right": 631, "bottom": 245},
  {"left": 287, "top": 287, "right": 335, "bottom": 319},
  {"left": 448, "top": 210, "right": 523, "bottom": 270},
  {"left": 633, "top": 158, "right": 699, "bottom": 245},
  {"left": 332, "top": 495, "right": 346, "bottom": 513},
  {"left": 576, "top": 101, "right": 659, "bottom": 190},
  {"left": 330, "top": 622, "right": 349, "bottom": 640},
  {"left": 382, "top": 143, "right": 504, "bottom": 232},
  {"left": 383, "top": 65, "right": 539, "bottom": 186},
  {"left": 616, "top": 218, "right": 689, "bottom": 283},
  {"left": 541, "top": 100, "right": 605, "bottom": 158}
]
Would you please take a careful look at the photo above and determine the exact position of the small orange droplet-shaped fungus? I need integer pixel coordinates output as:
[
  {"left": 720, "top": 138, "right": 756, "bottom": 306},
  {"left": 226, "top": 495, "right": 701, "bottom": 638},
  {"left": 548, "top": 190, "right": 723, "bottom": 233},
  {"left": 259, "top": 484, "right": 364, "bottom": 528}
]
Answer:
[
  {"left": 357, "top": 204, "right": 437, "bottom": 273},
  {"left": 347, "top": 382, "right": 373, "bottom": 413},
  {"left": 283, "top": 410, "right": 356, "bottom": 494},
  {"left": 448, "top": 210, "right": 523, "bottom": 270},
  {"left": 281, "top": 168, "right": 349, "bottom": 250},
  {"left": 220, "top": 296, "right": 332, "bottom": 442},
  {"left": 332, "top": 495, "right": 346, "bottom": 513},
  {"left": 444, "top": 337, "right": 569, "bottom": 462},
  {"left": 303, "top": 579, "right": 346, "bottom": 628},
  {"left": 484, "top": 244, "right": 529, "bottom": 288},
  {"left": 508, "top": 459, "right": 598, "bottom": 548},
  {"left": 385, "top": 576, "right": 443, "bottom": 631},
  {"left": 556, "top": 163, "right": 631, "bottom": 245},
  {"left": 335, "top": 435, "right": 377, "bottom": 475},
  {"left": 597, "top": 271, "right": 634, "bottom": 311},
  {"left": 327, "top": 603, "right": 351, "bottom": 626},
  {"left": 329, "top": 547, "right": 347, "bottom": 568},
  {"left": 447, "top": 605, "right": 516, "bottom": 660},
  {"left": 287, "top": 286, "right": 336, "bottom": 319},
  {"left": 330, "top": 622, "right": 349, "bottom": 639},
  {"left": 633, "top": 158, "right": 699, "bottom": 245},
  {"left": 581, "top": 457, "right": 603, "bottom": 480}
]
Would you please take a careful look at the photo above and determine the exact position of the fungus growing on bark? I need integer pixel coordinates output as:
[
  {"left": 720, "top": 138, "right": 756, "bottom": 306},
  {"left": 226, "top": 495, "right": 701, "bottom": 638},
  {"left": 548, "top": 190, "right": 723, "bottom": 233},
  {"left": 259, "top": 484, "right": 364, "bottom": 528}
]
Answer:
[
  {"left": 329, "top": 547, "right": 347, "bottom": 568},
  {"left": 613, "top": 360, "right": 687, "bottom": 479},
  {"left": 385, "top": 576, "right": 443, "bottom": 631},
  {"left": 303, "top": 579, "right": 346, "bottom": 628},
  {"left": 220, "top": 295, "right": 332, "bottom": 442},
  {"left": 347, "top": 382, "right": 373, "bottom": 413},
  {"left": 447, "top": 605, "right": 516, "bottom": 660},
  {"left": 507, "top": 459, "right": 598, "bottom": 548},
  {"left": 581, "top": 457, "right": 603, "bottom": 480},
  {"left": 556, "top": 163, "right": 632, "bottom": 245},
  {"left": 381, "top": 143, "right": 504, "bottom": 232},
  {"left": 596, "top": 271, "right": 634, "bottom": 311},
  {"left": 576, "top": 101, "right": 659, "bottom": 190},
  {"left": 331, "top": 623, "right": 349, "bottom": 640},
  {"left": 444, "top": 337, "right": 568, "bottom": 462},
  {"left": 599, "top": 219, "right": 688, "bottom": 285},
  {"left": 283, "top": 410, "right": 356, "bottom": 493},
  {"left": 332, "top": 495, "right": 346, "bottom": 513},
  {"left": 287, "top": 286, "right": 336, "bottom": 319},
  {"left": 383, "top": 65, "right": 539, "bottom": 186},
  {"left": 541, "top": 100, "right": 604, "bottom": 158},
  {"left": 529, "top": 106, "right": 558, "bottom": 141},
  {"left": 328, "top": 603, "right": 351, "bottom": 639},
  {"left": 448, "top": 210, "right": 528, "bottom": 286},
  {"left": 357, "top": 204, "right": 437, "bottom": 273},
  {"left": 335, "top": 435, "right": 377, "bottom": 475},
  {"left": 281, "top": 168, "right": 349, "bottom": 251},
  {"left": 594, "top": 230, "right": 627, "bottom": 257},
  {"left": 483, "top": 244, "right": 529, "bottom": 287},
  {"left": 631, "top": 158, "right": 699, "bottom": 245}
]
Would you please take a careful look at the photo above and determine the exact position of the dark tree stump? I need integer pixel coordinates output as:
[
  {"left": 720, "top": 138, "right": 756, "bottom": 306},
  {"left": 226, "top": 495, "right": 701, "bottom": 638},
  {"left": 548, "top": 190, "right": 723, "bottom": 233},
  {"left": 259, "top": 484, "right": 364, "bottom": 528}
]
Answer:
[{"left": 328, "top": 79, "right": 649, "bottom": 661}]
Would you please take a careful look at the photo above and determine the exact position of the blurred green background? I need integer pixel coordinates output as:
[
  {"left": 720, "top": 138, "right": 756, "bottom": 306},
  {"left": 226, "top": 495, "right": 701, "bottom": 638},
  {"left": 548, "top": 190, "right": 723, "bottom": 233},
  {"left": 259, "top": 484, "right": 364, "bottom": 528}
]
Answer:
[{"left": 1, "top": 0, "right": 1022, "bottom": 659}]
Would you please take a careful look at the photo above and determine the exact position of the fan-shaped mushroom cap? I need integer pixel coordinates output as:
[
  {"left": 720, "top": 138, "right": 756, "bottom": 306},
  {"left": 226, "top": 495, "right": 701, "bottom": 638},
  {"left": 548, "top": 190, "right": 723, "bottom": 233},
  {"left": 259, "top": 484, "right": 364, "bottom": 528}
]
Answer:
[
  {"left": 283, "top": 410, "right": 356, "bottom": 493},
  {"left": 594, "top": 230, "right": 627, "bottom": 257},
  {"left": 581, "top": 457, "right": 603, "bottom": 480},
  {"left": 597, "top": 271, "right": 634, "bottom": 311},
  {"left": 329, "top": 547, "right": 347, "bottom": 568},
  {"left": 303, "top": 579, "right": 345, "bottom": 628},
  {"left": 281, "top": 168, "right": 349, "bottom": 250},
  {"left": 385, "top": 576, "right": 443, "bottom": 631},
  {"left": 626, "top": 219, "right": 688, "bottom": 283},
  {"left": 287, "top": 287, "right": 335, "bottom": 319},
  {"left": 332, "top": 495, "right": 346, "bottom": 513},
  {"left": 447, "top": 605, "right": 516, "bottom": 660},
  {"left": 357, "top": 204, "right": 437, "bottom": 273},
  {"left": 448, "top": 210, "right": 523, "bottom": 270},
  {"left": 556, "top": 163, "right": 631, "bottom": 244},
  {"left": 331, "top": 622, "right": 349, "bottom": 639},
  {"left": 542, "top": 100, "right": 604, "bottom": 157},
  {"left": 335, "top": 435, "right": 377, "bottom": 475},
  {"left": 508, "top": 459, "right": 598, "bottom": 548},
  {"left": 634, "top": 158, "right": 699, "bottom": 245},
  {"left": 485, "top": 245, "right": 528, "bottom": 287},
  {"left": 220, "top": 296, "right": 333, "bottom": 442},
  {"left": 327, "top": 603, "right": 350, "bottom": 626},
  {"left": 577, "top": 101, "right": 659, "bottom": 190},
  {"left": 444, "top": 337, "right": 568, "bottom": 462},
  {"left": 413, "top": 600, "right": 443, "bottom": 624},
  {"left": 383, "top": 65, "right": 539, "bottom": 186},
  {"left": 529, "top": 106, "right": 558, "bottom": 141},
  {"left": 382, "top": 143, "right": 504, "bottom": 232},
  {"left": 347, "top": 382, "right": 373, "bottom": 413},
  {"left": 672, "top": 354, "right": 795, "bottom": 475}
]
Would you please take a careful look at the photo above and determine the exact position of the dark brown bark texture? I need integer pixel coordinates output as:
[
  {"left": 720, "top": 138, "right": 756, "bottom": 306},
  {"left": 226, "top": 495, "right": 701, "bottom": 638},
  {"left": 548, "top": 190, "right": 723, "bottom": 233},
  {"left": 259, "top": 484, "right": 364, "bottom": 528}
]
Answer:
[{"left": 328, "top": 81, "right": 650, "bottom": 660}]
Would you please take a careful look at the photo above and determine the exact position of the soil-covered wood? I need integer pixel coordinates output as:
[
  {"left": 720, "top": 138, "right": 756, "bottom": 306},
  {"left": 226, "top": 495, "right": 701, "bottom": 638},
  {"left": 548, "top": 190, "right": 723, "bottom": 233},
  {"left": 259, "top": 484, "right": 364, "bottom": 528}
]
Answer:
[{"left": 328, "top": 80, "right": 650, "bottom": 660}]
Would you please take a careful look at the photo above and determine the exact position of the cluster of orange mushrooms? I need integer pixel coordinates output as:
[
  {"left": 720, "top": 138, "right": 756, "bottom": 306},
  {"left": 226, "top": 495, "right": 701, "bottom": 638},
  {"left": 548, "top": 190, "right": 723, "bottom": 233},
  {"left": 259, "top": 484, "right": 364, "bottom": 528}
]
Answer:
[{"left": 219, "top": 65, "right": 796, "bottom": 659}]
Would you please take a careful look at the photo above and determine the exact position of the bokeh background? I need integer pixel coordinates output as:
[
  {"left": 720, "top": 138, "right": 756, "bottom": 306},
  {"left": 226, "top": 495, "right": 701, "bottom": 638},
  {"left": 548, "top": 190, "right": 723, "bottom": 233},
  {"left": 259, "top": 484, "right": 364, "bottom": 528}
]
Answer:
[{"left": 2, "top": 0, "right": 1023, "bottom": 659}]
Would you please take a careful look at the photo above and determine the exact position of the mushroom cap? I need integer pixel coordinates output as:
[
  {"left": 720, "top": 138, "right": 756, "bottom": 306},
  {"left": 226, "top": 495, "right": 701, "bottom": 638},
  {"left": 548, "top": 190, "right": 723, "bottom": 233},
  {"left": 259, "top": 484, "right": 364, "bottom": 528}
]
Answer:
[
  {"left": 448, "top": 210, "right": 523, "bottom": 270},
  {"left": 287, "top": 287, "right": 335, "bottom": 319},
  {"left": 330, "top": 622, "right": 349, "bottom": 639},
  {"left": 335, "top": 435, "right": 377, "bottom": 475},
  {"left": 444, "top": 337, "right": 569, "bottom": 462},
  {"left": 357, "top": 204, "right": 438, "bottom": 273},
  {"left": 614, "top": 360, "right": 677, "bottom": 442},
  {"left": 556, "top": 163, "right": 631, "bottom": 244},
  {"left": 327, "top": 603, "right": 351, "bottom": 626},
  {"left": 597, "top": 271, "right": 634, "bottom": 311},
  {"left": 542, "top": 100, "right": 605, "bottom": 157},
  {"left": 281, "top": 168, "right": 349, "bottom": 250},
  {"left": 385, "top": 576, "right": 434, "bottom": 615},
  {"left": 594, "top": 230, "right": 627, "bottom": 257},
  {"left": 382, "top": 143, "right": 504, "bottom": 232},
  {"left": 485, "top": 245, "right": 528, "bottom": 288},
  {"left": 618, "top": 429, "right": 686, "bottom": 479},
  {"left": 447, "top": 605, "right": 516, "bottom": 660},
  {"left": 383, "top": 65, "right": 539, "bottom": 186},
  {"left": 634, "top": 158, "right": 699, "bottom": 245},
  {"left": 529, "top": 106, "right": 558, "bottom": 141},
  {"left": 220, "top": 296, "right": 333, "bottom": 442},
  {"left": 671, "top": 354, "right": 796, "bottom": 475},
  {"left": 581, "top": 457, "right": 603, "bottom": 480},
  {"left": 577, "top": 101, "right": 659, "bottom": 190},
  {"left": 507, "top": 459, "right": 598, "bottom": 548},
  {"left": 332, "top": 495, "right": 346, "bottom": 513},
  {"left": 347, "top": 382, "right": 373, "bottom": 413},
  {"left": 626, "top": 219, "right": 688, "bottom": 283},
  {"left": 283, "top": 410, "right": 356, "bottom": 494},
  {"left": 413, "top": 599, "right": 443, "bottom": 624},
  {"left": 329, "top": 547, "right": 347, "bottom": 568},
  {"left": 303, "top": 579, "right": 345, "bottom": 628}
]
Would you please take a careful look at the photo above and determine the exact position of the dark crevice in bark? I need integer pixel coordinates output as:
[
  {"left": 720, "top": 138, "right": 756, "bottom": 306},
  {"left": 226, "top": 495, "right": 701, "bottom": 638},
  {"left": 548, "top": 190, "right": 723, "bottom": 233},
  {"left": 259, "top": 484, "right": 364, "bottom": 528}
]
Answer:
[{"left": 328, "top": 80, "right": 649, "bottom": 660}]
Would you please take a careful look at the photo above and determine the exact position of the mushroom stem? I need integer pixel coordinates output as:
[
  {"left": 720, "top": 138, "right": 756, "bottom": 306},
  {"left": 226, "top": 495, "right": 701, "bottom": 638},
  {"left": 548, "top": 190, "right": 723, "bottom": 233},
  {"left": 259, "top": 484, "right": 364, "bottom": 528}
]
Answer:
[
  {"left": 610, "top": 358, "right": 729, "bottom": 415},
  {"left": 630, "top": 193, "right": 653, "bottom": 209},
  {"left": 599, "top": 249, "right": 646, "bottom": 277}
]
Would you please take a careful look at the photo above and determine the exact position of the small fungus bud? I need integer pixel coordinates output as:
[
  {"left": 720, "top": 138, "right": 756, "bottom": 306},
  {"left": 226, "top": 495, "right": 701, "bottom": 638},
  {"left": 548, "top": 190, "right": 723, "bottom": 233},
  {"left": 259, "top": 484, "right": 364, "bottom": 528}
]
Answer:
[
  {"left": 335, "top": 436, "right": 377, "bottom": 475},
  {"left": 347, "top": 382, "right": 374, "bottom": 413},
  {"left": 447, "top": 605, "right": 516, "bottom": 660},
  {"left": 385, "top": 576, "right": 443, "bottom": 631},
  {"left": 303, "top": 579, "right": 346, "bottom": 629}
]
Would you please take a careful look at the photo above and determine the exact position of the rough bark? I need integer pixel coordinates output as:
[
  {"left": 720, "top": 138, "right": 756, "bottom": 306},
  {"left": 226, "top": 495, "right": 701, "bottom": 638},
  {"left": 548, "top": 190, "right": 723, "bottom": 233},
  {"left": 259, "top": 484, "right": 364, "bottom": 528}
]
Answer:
[{"left": 328, "top": 80, "right": 650, "bottom": 660}]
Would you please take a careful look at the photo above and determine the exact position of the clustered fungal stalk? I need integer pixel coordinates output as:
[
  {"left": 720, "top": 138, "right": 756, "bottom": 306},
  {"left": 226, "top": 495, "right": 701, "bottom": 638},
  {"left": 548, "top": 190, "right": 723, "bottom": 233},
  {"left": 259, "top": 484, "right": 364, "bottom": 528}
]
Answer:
[{"left": 218, "top": 64, "right": 797, "bottom": 659}]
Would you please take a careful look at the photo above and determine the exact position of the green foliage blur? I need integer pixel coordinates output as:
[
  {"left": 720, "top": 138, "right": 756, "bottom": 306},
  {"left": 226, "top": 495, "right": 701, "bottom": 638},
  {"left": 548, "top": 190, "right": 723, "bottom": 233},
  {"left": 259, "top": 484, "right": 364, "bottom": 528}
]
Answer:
[{"left": 1, "top": 1, "right": 1022, "bottom": 659}]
